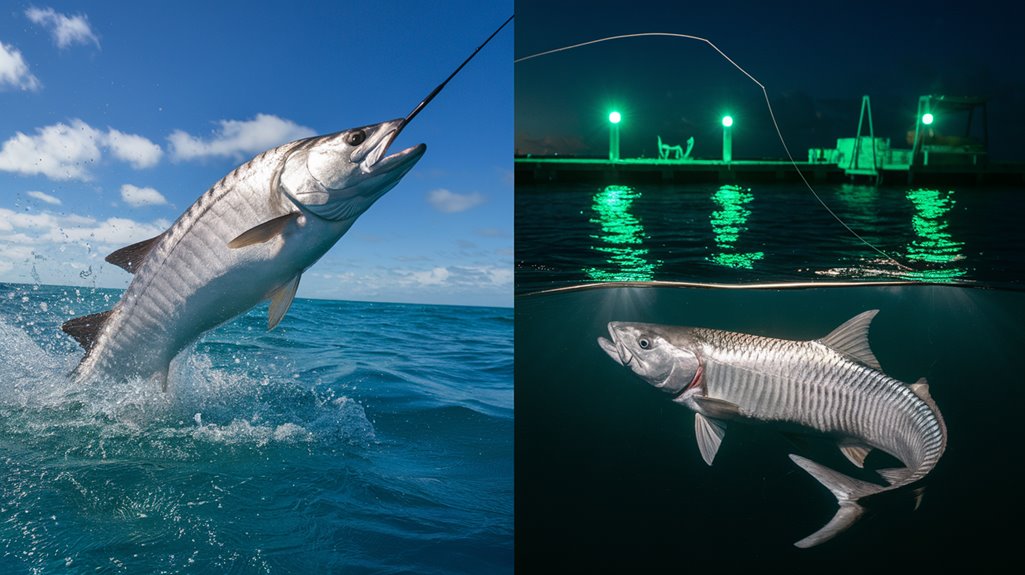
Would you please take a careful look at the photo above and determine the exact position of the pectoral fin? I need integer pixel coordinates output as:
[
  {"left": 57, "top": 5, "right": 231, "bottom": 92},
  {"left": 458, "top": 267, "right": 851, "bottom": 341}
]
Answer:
[
  {"left": 692, "top": 395, "right": 741, "bottom": 419},
  {"left": 228, "top": 213, "right": 299, "bottom": 249},
  {"left": 267, "top": 274, "right": 300, "bottom": 330},
  {"left": 694, "top": 413, "right": 726, "bottom": 466}
]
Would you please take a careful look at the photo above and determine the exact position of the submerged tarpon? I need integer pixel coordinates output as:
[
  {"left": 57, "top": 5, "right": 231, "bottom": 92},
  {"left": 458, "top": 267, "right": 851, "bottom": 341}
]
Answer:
[
  {"left": 62, "top": 17, "right": 513, "bottom": 391},
  {"left": 597, "top": 310, "right": 947, "bottom": 548}
]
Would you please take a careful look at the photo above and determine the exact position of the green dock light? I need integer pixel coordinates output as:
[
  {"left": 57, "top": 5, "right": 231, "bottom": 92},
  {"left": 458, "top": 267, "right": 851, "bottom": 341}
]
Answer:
[
  {"left": 922, "top": 113, "right": 934, "bottom": 125},
  {"left": 721, "top": 115, "right": 733, "bottom": 163},
  {"left": 608, "top": 110, "right": 621, "bottom": 161}
]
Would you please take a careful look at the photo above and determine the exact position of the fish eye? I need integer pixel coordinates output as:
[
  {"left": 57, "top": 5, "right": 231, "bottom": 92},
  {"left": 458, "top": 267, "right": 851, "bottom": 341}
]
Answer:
[
  {"left": 639, "top": 338, "right": 650, "bottom": 349},
  {"left": 345, "top": 130, "right": 366, "bottom": 146}
]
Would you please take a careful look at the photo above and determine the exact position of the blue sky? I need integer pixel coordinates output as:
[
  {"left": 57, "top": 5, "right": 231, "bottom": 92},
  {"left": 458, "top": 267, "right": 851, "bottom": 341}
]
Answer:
[{"left": 0, "top": 2, "right": 512, "bottom": 308}]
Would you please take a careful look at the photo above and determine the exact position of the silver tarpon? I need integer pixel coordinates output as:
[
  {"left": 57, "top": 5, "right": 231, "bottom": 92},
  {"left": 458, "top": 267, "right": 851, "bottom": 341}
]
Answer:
[
  {"left": 597, "top": 310, "right": 947, "bottom": 548},
  {"left": 61, "top": 16, "right": 513, "bottom": 391},
  {"left": 63, "top": 120, "right": 424, "bottom": 389}
]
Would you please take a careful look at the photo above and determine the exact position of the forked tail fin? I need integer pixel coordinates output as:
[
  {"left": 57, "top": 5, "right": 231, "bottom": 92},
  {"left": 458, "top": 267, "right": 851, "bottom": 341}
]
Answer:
[{"left": 789, "top": 454, "right": 885, "bottom": 548}]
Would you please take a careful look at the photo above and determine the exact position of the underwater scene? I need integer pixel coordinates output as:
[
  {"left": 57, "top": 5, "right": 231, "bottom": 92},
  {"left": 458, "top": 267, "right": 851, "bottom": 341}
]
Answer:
[
  {"left": 516, "top": 283, "right": 1024, "bottom": 571},
  {"left": 1, "top": 285, "right": 513, "bottom": 574},
  {"left": 514, "top": 179, "right": 1025, "bottom": 571}
]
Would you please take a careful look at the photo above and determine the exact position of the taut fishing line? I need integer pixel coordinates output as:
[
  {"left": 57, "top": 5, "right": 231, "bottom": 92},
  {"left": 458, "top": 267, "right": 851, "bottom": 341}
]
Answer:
[{"left": 515, "top": 33, "right": 913, "bottom": 272}]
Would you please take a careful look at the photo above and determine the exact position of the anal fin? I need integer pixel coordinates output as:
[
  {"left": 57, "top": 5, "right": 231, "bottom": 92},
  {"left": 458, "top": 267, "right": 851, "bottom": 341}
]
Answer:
[
  {"left": 267, "top": 274, "right": 300, "bottom": 330},
  {"left": 62, "top": 310, "right": 114, "bottom": 351},
  {"left": 839, "top": 442, "right": 872, "bottom": 468},
  {"left": 228, "top": 213, "right": 299, "bottom": 249}
]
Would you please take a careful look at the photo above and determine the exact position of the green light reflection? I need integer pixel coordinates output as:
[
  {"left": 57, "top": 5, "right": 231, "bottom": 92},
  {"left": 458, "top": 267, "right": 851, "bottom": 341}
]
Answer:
[
  {"left": 902, "top": 188, "right": 966, "bottom": 281},
  {"left": 708, "top": 184, "right": 763, "bottom": 269},
  {"left": 585, "top": 185, "right": 660, "bottom": 281}
]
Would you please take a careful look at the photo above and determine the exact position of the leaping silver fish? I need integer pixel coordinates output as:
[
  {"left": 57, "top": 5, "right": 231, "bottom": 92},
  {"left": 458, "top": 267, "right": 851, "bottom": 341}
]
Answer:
[
  {"left": 597, "top": 310, "right": 947, "bottom": 548},
  {"left": 63, "top": 17, "right": 513, "bottom": 390}
]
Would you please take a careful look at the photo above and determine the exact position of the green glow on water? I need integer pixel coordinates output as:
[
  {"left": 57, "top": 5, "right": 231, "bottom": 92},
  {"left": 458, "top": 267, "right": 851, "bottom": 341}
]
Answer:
[
  {"left": 902, "top": 188, "right": 966, "bottom": 281},
  {"left": 708, "top": 184, "right": 763, "bottom": 269},
  {"left": 585, "top": 185, "right": 660, "bottom": 281}
]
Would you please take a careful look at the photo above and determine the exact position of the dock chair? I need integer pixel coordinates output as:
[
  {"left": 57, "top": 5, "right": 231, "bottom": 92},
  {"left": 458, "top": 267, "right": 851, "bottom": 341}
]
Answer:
[{"left": 658, "top": 135, "right": 686, "bottom": 160}]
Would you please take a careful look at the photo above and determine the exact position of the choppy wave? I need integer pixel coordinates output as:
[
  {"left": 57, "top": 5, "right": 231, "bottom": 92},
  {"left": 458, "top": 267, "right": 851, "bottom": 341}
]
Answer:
[{"left": 1, "top": 283, "right": 513, "bottom": 574}]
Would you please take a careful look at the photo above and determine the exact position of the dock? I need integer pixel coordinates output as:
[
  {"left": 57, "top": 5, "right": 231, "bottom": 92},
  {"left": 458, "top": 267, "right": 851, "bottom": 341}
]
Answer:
[{"left": 515, "top": 157, "right": 1025, "bottom": 186}]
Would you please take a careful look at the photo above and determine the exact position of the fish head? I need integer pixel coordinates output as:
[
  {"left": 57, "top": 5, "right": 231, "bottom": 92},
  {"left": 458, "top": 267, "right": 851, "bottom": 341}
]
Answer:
[
  {"left": 279, "top": 118, "right": 426, "bottom": 221},
  {"left": 598, "top": 322, "right": 701, "bottom": 394}
]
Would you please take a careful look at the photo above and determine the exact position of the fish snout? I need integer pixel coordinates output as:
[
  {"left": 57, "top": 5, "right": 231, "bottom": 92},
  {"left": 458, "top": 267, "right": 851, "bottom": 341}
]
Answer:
[{"left": 599, "top": 322, "right": 632, "bottom": 366}]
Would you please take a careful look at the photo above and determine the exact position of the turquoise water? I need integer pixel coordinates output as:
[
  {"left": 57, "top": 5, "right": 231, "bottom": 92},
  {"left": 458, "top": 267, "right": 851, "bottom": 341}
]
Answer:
[{"left": 0, "top": 283, "right": 513, "bottom": 574}]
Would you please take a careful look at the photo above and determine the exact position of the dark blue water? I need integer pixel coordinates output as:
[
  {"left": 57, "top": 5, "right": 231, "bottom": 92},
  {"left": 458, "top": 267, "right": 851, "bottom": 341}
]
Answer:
[
  {"left": 515, "top": 179, "right": 1025, "bottom": 570},
  {"left": 516, "top": 182, "right": 1025, "bottom": 293},
  {"left": 0, "top": 283, "right": 513, "bottom": 574},
  {"left": 515, "top": 284, "right": 1025, "bottom": 571}
]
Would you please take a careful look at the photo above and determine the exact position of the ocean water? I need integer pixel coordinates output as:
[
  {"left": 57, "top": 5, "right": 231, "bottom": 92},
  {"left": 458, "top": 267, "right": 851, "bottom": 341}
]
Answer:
[
  {"left": 515, "top": 180, "right": 1024, "bottom": 570},
  {"left": 0, "top": 283, "right": 513, "bottom": 574}
]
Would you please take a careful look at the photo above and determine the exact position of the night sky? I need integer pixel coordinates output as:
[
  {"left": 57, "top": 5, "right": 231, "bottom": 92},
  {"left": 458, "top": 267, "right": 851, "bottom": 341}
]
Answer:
[{"left": 515, "top": 0, "right": 1025, "bottom": 162}]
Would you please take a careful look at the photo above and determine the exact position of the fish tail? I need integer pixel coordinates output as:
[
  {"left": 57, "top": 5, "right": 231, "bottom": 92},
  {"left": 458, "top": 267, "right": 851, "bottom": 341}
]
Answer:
[{"left": 788, "top": 454, "right": 882, "bottom": 548}]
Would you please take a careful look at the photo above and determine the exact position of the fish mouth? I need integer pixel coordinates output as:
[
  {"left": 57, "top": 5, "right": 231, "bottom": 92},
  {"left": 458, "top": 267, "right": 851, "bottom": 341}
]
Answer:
[
  {"left": 361, "top": 122, "right": 426, "bottom": 175},
  {"left": 598, "top": 324, "right": 632, "bottom": 366}
]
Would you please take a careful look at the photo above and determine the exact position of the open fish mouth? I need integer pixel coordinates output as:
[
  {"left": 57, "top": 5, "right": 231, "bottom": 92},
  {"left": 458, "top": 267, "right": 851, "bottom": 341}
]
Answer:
[
  {"left": 361, "top": 121, "right": 426, "bottom": 174},
  {"left": 598, "top": 325, "right": 632, "bottom": 366}
]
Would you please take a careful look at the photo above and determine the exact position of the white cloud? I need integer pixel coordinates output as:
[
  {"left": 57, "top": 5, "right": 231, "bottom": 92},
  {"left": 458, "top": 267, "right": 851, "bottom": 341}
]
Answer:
[
  {"left": 409, "top": 267, "right": 450, "bottom": 286},
  {"left": 0, "top": 207, "right": 168, "bottom": 248},
  {"left": 25, "top": 6, "right": 100, "bottom": 50},
  {"left": 0, "top": 207, "right": 170, "bottom": 287},
  {"left": 106, "top": 129, "right": 163, "bottom": 168},
  {"left": 0, "top": 119, "right": 162, "bottom": 180},
  {"left": 0, "top": 41, "right": 41, "bottom": 91},
  {"left": 120, "top": 184, "right": 167, "bottom": 207},
  {"left": 168, "top": 114, "right": 315, "bottom": 161},
  {"left": 427, "top": 189, "right": 485, "bottom": 213},
  {"left": 27, "top": 190, "right": 61, "bottom": 205}
]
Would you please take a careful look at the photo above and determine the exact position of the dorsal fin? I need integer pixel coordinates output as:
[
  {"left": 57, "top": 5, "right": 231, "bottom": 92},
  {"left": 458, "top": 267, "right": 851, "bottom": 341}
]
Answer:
[
  {"left": 106, "top": 235, "right": 163, "bottom": 273},
  {"left": 61, "top": 310, "right": 114, "bottom": 351},
  {"left": 818, "top": 309, "right": 881, "bottom": 370}
]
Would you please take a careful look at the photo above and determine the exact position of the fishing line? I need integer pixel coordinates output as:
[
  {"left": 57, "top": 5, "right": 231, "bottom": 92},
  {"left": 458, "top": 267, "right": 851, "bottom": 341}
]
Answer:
[
  {"left": 515, "top": 33, "right": 914, "bottom": 272},
  {"left": 402, "top": 15, "right": 514, "bottom": 128}
]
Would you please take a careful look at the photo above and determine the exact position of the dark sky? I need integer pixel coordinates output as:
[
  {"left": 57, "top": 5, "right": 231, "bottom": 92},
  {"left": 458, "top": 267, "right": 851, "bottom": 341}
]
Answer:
[{"left": 515, "top": 0, "right": 1025, "bottom": 161}]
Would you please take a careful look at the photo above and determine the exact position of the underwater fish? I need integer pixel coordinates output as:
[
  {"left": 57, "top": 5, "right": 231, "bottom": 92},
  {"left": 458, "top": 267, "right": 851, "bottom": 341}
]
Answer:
[
  {"left": 62, "top": 17, "right": 513, "bottom": 391},
  {"left": 597, "top": 310, "right": 947, "bottom": 548}
]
